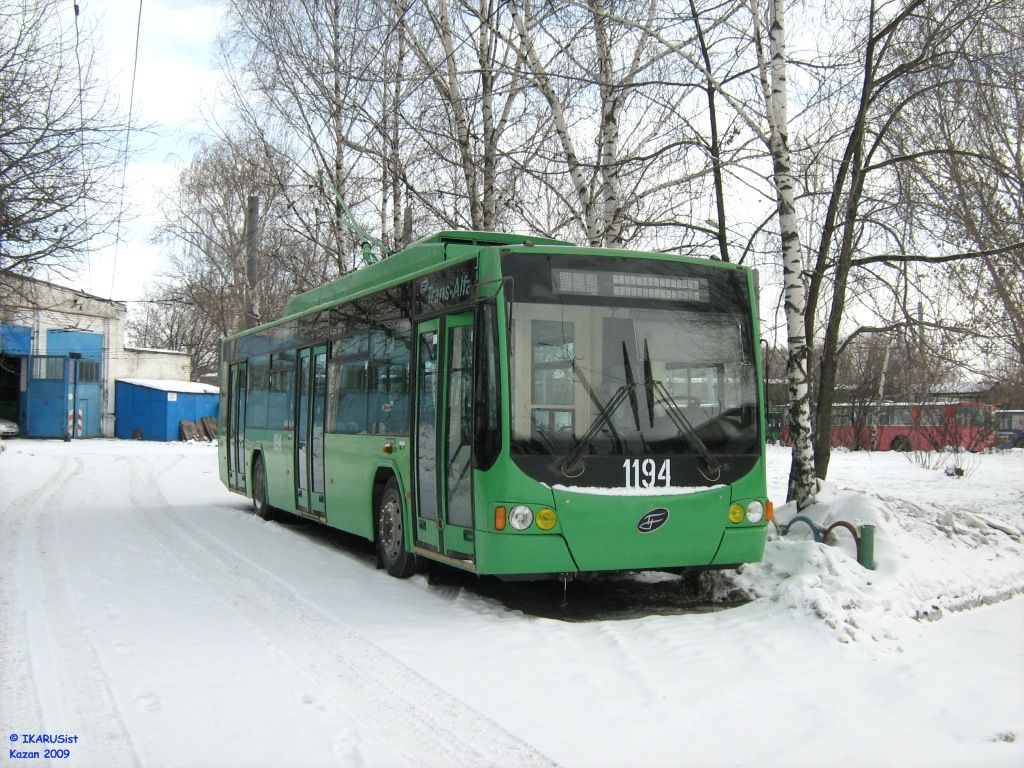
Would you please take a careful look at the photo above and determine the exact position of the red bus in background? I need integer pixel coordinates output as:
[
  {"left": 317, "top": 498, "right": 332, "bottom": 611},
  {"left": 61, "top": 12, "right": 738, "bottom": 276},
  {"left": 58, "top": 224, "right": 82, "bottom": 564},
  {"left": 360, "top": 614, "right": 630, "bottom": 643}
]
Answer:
[
  {"left": 779, "top": 401, "right": 996, "bottom": 452},
  {"left": 832, "top": 401, "right": 995, "bottom": 452}
]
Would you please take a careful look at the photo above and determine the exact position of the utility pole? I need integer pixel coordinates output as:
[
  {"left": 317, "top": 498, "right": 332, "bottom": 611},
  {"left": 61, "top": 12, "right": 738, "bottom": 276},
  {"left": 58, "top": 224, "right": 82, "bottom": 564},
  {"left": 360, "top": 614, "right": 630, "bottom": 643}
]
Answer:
[{"left": 243, "top": 195, "right": 260, "bottom": 330}]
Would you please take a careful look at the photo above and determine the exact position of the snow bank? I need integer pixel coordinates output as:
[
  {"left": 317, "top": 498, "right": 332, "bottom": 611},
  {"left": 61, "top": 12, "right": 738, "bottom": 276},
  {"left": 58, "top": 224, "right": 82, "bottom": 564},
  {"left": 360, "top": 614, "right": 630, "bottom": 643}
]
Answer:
[{"left": 709, "top": 447, "right": 1024, "bottom": 642}]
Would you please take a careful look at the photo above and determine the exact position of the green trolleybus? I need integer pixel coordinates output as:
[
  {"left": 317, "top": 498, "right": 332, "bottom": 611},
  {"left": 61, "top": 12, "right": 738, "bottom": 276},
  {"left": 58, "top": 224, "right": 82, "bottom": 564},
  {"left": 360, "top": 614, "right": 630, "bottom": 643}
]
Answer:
[{"left": 218, "top": 231, "right": 771, "bottom": 579}]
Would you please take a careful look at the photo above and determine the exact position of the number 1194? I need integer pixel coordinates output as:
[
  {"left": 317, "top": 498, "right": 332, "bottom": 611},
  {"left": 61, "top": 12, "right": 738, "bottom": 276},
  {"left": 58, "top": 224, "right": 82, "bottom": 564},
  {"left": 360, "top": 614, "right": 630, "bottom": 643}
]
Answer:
[{"left": 623, "top": 458, "right": 671, "bottom": 488}]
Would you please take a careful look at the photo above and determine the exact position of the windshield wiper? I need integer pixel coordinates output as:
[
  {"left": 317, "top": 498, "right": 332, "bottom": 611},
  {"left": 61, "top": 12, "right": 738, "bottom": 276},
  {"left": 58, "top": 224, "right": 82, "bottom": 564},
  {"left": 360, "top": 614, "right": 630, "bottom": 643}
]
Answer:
[
  {"left": 560, "top": 342, "right": 644, "bottom": 478},
  {"left": 643, "top": 339, "right": 722, "bottom": 482},
  {"left": 560, "top": 385, "right": 630, "bottom": 478},
  {"left": 560, "top": 341, "right": 722, "bottom": 483},
  {"left": 623, "top": 341, "right": 642, "bottom": 431},
  {"left": 569, "top": 353, "right": 624, "bottom": 453}
]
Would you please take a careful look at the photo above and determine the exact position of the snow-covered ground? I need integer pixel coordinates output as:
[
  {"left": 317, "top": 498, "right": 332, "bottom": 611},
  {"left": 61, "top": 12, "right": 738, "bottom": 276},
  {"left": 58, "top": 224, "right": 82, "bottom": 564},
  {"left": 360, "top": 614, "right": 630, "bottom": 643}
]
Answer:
[{"left": 1, "top": 439, "right": 1022, "bottom": 767}]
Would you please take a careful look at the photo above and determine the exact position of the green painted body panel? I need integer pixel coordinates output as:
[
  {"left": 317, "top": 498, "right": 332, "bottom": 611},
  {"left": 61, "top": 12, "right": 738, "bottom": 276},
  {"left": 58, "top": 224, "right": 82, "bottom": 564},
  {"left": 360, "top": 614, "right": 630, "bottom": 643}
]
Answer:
[
  {"left": 470, "top": 451, "right": 767, "bottom": 573},
  {"left": 245, "top": 429, "right": 295, "bottom": 510},
  {"left": 710, "top": 526, "right": 768, "bottom": 565},
  {"left": 323, "top": 433, "right": 409, "bottom": 540},
  {"left": 473, "top": 531, "right": 578, "bottom": 575},
  {"left": 552, "top": 485, "right": 733, "bottom": 570}
]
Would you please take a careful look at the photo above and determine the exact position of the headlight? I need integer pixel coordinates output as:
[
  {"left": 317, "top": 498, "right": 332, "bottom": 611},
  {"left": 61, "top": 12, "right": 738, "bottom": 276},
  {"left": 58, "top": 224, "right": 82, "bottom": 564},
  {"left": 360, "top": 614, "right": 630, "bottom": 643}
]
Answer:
[
  {"left": 509, "top": 504, "right": 534, "bottom": 530},
  {"left": 746, "top": 500, "right": 765, "bottom": 523}
]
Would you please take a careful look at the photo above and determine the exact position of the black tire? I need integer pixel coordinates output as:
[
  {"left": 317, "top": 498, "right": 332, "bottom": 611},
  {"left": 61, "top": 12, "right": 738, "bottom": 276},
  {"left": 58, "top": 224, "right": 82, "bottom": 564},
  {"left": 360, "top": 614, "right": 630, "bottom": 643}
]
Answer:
[
  {"left": 376, "top": 478, "right": 416, "bottom": 578},
  {"left": 252, "top": 454, "right": 276, "bottom": 521},
  {"left": 890, "top": 436, "right": 911, "bottom": 452},
  {"left": 1016, "top": 439, "right": 1024, "bottom": 449}
]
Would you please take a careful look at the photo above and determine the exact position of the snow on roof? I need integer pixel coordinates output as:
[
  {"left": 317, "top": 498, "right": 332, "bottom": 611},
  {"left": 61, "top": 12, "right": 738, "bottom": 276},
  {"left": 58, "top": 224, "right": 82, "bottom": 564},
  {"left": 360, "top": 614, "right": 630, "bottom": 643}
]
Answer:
[
  {"left": 930, "top": 380, "right": 991, "bottom": 395},
  {"left": 124, "top": 346, "right": 190, "bottom": 356},
  {"left": 118, "top": 378, "right": 219, "bottom": 394}
]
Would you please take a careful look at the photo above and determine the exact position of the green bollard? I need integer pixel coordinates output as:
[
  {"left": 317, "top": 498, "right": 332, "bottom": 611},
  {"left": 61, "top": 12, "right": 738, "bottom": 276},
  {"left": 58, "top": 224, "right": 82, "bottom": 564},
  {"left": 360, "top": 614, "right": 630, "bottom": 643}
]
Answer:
[{"left": 858, "top": 524, "right": 876, "bottom": 570}]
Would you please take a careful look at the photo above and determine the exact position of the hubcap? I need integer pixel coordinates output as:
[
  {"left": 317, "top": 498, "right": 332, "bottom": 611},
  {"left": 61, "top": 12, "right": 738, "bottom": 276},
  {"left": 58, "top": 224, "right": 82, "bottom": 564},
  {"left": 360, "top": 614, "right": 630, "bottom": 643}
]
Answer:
[
  {"left": 254, "top": 466, "right": 265, "bottom": 507},
  {"left": 380, "top": 494, "right": 401, "bottom": 558}
]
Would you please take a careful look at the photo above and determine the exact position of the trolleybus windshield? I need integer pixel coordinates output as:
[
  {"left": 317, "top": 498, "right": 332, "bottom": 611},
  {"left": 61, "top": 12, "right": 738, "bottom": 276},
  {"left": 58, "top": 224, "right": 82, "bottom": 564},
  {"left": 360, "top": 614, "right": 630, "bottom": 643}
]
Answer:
[{"left": 502, "top": 252, "right": 759, "bottom": 488}]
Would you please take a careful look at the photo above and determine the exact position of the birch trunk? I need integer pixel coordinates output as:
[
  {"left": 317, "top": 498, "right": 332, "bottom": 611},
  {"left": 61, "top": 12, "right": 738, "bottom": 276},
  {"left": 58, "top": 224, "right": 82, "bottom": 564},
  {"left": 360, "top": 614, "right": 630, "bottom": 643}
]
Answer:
[
  {"left": 511, "top": 4, "right": 600, "bottom": 245},
  {"left": 437, "top": 0, "right": 482, "bottom": 229},
  {"left": 752, "top": 0, "right": 816, "bottom": 508},
  {"left": 478, "top": 0, "right": 498, "bottom": 229},
  {"left": 593, "top": 0, "right": 622, "bottom": 247},
  {"left": 330, "top": 0, "right": 348, "bottom": 271},
  {"left": 391, "top": 20, "right": 405, "bottom": 246}
]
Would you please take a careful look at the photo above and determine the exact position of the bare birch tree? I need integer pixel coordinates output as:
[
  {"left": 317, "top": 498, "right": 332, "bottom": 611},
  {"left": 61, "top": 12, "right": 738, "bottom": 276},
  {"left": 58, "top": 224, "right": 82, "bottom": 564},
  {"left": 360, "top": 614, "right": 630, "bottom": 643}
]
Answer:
[
  {"left": 508, "top": 0, "right": 719, "bottom": 249},
  {"left": 902, "top": 10, "right": 1024, "bottom": 381},
  {"left": 749, "top": 0, "right": 817, "bottom": 507},
  {"left": 794, "top": 0, "right": 1023, "bottom": 479},
  {"left": 391, "top": 0, "right": 537, "bottom": 231}
]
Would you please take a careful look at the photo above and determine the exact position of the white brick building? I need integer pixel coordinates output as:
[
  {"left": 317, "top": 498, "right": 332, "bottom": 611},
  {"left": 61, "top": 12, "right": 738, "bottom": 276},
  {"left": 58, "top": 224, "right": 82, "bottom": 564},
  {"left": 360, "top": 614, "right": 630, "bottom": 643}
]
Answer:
[{"left": 1, "top": 275, "right": 190, "bottom": 437}]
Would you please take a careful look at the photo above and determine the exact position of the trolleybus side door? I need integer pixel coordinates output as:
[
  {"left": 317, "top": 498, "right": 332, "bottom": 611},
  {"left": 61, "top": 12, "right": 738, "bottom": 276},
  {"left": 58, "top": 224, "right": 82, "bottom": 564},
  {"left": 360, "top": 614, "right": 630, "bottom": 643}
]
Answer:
[
  {"left": 440, "top": 313, "right": 475, "bottom": 561},
  {"left": 413, "top": 314, "right": 476, "bottom": 563},
  {"left": 295, "top": 345, "right": 327, "bottom": 518},
  {"left": 414, "top": 322, "right": 442, "bottom": 552},
  {"left": 227, "top": 361, "right": 247, "bottom": 492}
]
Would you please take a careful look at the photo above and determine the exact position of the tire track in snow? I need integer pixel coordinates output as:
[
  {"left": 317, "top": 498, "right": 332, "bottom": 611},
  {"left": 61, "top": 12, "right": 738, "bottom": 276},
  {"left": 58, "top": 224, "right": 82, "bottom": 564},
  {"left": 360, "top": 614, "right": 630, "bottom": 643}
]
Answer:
[
  {"left": 1, "top": 456, "right": 140, "bottom": 767},
  {"left": 0, "top": 455, "right": 70, "bottom": 736},
  {"left": 127, "top": 454, "right": 557, "bottom": 768}
]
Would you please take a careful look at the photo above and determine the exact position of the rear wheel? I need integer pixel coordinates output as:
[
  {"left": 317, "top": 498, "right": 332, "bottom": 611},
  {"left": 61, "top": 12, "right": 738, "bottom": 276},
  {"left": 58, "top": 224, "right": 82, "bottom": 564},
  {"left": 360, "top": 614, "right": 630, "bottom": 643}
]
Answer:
[
  {"left": 376, "top": 478, "right": 416, "bottom": 578},
  {"left": 252, "top": 454, "right": 276, "bottom": 521}
]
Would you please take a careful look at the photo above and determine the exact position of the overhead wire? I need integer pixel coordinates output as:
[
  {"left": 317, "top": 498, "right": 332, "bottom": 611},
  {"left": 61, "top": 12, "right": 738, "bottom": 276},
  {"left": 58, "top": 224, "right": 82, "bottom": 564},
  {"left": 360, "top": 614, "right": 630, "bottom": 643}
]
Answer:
[
  {"left": 110, "top": 0, "right": 145, "bottom": 298},
  {"left": 72, "top": 1, "right": 91, "bottom": 286}
]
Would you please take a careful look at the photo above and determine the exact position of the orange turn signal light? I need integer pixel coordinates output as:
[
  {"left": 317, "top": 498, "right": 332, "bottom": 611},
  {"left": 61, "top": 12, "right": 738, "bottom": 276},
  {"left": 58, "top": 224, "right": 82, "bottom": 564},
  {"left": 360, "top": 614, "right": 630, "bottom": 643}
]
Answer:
[
  {"left": 765, "top": 499, "right": 774, "bottom": 521},
  {"left": 495, "top": 506, "right": 507, "bottom": 531}
]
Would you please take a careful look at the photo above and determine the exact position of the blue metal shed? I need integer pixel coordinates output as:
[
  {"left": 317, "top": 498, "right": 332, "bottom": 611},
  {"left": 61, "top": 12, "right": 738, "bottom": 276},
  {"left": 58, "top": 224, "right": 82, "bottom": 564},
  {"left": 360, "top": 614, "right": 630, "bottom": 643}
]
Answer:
[{"left": 115, "top": 379, "right": 219, "bottom": 441}]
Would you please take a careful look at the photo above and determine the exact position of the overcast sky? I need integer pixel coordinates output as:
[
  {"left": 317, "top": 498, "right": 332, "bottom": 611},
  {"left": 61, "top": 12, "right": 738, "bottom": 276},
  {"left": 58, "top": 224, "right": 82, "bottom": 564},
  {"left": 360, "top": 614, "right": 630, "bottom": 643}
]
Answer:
[{"left": 76, "top": 0, "right": 225, "bottom": 304}]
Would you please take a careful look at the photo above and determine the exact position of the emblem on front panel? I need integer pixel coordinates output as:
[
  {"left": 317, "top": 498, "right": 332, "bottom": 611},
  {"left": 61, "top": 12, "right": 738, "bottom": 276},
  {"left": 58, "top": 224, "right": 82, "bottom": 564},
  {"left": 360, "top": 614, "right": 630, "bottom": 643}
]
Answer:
[{"left": 637, "top": 508, "right": 669, "bottom": 533}]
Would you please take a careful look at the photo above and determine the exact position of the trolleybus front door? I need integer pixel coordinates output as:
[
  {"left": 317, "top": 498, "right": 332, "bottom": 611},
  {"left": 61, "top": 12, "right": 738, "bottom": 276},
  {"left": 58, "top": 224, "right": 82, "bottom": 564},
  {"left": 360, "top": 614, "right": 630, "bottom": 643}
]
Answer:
[
  {"left": 227, "top": 362, "right": 246, "bottom": 492},
  {"left": 414, "top": 314, "right": 476, "bottom": 563},
  {"left": 295, "top": 345, "right": 327, "bottom": 518}
]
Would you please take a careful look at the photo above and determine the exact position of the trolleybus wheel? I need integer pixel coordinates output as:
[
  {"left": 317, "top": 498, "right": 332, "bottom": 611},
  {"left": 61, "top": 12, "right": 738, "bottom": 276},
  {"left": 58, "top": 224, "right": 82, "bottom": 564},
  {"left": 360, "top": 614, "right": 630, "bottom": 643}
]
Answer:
[
  {"left": 890, "top": 435, "right": 911, "bottom": 452},
  {"left": 376, "top": 478, "right": 416, "bottom": 578},
  {"left": 252, "top": 454, "right": 276, "bottom": 521}
]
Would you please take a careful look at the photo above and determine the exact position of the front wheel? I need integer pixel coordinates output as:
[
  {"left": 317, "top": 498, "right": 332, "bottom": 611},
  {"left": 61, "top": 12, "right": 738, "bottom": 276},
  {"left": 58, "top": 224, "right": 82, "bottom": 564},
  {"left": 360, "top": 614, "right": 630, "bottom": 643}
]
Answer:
[
  {"left": 252, "top": 454, "right": 276, "bottom": 521},
  {"left": 376, "top": 478, "right": 416, "bottom": 578}
]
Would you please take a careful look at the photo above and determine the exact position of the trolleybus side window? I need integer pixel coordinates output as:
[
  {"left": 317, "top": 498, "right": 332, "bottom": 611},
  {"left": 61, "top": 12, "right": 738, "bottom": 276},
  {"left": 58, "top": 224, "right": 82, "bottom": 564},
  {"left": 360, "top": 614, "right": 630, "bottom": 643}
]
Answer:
[
  {"left": 956, "top": 404, "right": 989, "bottom": 428},
  {"left": 330, "top": 334, "right": 370, "bottom": 434},
  {"left": 328, "top": 321, "right": 412, "bottom": 435},
  {"left": 918, "top": 405, "right": 942, "bottom": 427},
  {"left": 247, "top": 354, "right": 271, "bottom": 429},
  {"left": 368, "top": 324, "right": 411, "bottom": 435},
  {"left": 268, "top": 351, "right": 295, "bottom": 430}
]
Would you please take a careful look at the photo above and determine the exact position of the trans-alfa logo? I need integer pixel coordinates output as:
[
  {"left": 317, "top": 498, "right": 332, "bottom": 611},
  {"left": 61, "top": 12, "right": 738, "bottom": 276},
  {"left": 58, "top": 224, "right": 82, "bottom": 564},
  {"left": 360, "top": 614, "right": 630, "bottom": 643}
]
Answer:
[{"left": 637, "top": 508, "right": 669, "bottom": 533}]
